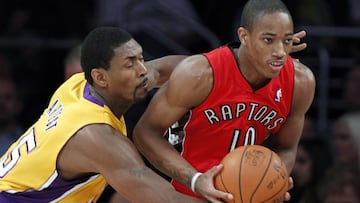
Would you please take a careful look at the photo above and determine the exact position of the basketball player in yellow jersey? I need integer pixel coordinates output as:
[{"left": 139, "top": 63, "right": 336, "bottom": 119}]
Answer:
[
  {"left": 0, "top": 26, "right": 306, "bottom": 202},
  {"left": 0, "top": 27, "right": 206, "bottom": 203}
]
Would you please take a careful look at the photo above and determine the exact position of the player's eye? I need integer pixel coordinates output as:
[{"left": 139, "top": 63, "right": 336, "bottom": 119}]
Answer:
[
  {"left": 284, "top": 38, "right": 293, "bottom": 45},
  {"left": 264, "top": 38, "right": 272, "bottom": 43},
  {"left": 126, "top": 61, "right": 134, "bottom": 68},
  {"left": 139, "top": 56, "right": 145, "bottom": 63}
]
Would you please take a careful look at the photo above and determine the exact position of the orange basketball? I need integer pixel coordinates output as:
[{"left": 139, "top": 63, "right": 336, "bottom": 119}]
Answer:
[{"left": 214, "top": 145, "right": 289, "bottom": 203}]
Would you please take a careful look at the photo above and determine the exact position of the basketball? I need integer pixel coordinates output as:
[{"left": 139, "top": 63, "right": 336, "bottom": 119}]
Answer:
[{"left": 214, "top": 145, "right": 289, "bottom": 203}]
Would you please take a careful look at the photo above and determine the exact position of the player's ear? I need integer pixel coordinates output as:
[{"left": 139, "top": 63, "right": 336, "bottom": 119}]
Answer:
[
  {"left": 238, "top": 27, "right": 248, "bottom": 45},
  {"left": 91, "top": 68, "right": 108, "bottom": 87}
]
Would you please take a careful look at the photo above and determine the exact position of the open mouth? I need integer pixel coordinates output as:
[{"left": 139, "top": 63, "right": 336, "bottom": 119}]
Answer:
[{"left": 269, "top": 61, "right": 284, "bottom": 71}]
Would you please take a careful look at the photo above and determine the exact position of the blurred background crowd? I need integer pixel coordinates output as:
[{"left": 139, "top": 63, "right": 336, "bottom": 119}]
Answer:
[{"left": 0, "top": 0, "right": 360, "bottom": 202}]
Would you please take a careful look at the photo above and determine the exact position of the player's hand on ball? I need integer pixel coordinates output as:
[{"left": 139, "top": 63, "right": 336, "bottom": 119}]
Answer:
[
  {"left": 284, "top": 177, "right": 294, "bottom": 202},
  {"left": 213, "top": 145, "right": 289, "bottom": 203},
  {"left": 193, "top": 164, "right": 233, "bottom": 203}
]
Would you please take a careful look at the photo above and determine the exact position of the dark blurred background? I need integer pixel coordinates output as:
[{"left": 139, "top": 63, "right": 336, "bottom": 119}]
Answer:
[
  {"left": 0, "top": 0, "right": 359, "bottom": 146},
  {"left": 1, "top": 1, "right": 360, "bottom": 202}
]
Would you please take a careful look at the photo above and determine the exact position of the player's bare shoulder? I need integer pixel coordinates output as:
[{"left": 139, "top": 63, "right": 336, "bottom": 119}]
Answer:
[
  {"left": 292, "top": 59, "right": 316, "bottom": 112},
  {"left": 293, "top": 59, "right": 315, "bottom": 90},
  {"left": 168, "top": 54, "right": 213, "bottom": 89},
  {"left": 170, "top": 54, "right": 212, "bottom": 79},
  {"left": 167, "top": 54, "right": 213, "bottom": 107}
]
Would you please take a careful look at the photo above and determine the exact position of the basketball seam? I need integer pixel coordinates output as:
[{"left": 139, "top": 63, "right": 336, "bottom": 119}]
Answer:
[
  {"left": 260, "top": 153, "right": 288, "bottom": 203},
  {"left": 219, "top": 174, "right": 230, "bottom": 193},
  {"left": 260, "top": 181, "right": 287, "bottom": 203},
  {"left": 218, "top": 146, "right": 287, "bottom": 203},
  {"left": 250, "top": 148, "right": 273, "bottom": 203},
  {"left": 218, "top": 169, "right": 235, "bottom": 203},
  {"left": 239, "top": 146, "right": 248, "bottom": 203}
]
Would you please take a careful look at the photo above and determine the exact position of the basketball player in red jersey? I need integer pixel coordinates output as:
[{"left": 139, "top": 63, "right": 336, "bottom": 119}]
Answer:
[{"left": 133, "top": 0, "right": 315, "bottom": 202}]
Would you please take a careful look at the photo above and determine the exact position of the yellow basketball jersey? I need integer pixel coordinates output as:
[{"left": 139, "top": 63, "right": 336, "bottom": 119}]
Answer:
[{"left": 0, "top": 73, "right": 127, "bottom": 202}]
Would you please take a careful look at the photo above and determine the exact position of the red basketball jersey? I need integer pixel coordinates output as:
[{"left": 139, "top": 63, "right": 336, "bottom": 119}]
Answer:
[{"left": 172, "top": 44, "right": 295, "bottom": 197}]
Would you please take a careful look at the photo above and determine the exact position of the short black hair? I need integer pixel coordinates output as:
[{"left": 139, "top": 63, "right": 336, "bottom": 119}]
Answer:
[
  {"left": 81, "top": 27, "right": 133, "bottom": 84},
  {"left": 240, "top": 0, "right": 291, "bottom": 32}
]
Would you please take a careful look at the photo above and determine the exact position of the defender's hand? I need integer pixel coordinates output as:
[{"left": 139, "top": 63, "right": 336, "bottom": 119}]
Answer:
[{"left": 291, "top": 30, "right": 307, "bottom": 53}]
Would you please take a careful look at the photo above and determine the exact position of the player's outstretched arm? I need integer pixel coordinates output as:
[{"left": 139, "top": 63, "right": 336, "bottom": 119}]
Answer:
[
  {"left": 57, "top": 124, "right": 207, "bottom": 203},
  {"left": 145, "top": 55, "right": 187, "bottom": 89}
]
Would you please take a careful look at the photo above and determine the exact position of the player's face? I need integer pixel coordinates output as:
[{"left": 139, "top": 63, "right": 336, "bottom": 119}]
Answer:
[
  {"left": 246, "top": 12, "right": 293, "bottom": 79},
  {"left": 107, "top": 39, "right": 149, "bottom": 103}
]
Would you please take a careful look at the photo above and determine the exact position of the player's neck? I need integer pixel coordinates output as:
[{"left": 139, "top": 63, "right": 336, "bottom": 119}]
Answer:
[
  {"left": 235, "top": 47, "right": 270, "bottom": 91},
  {"left": 89, "top": 85, "right": 129, "bottom": 118}
]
